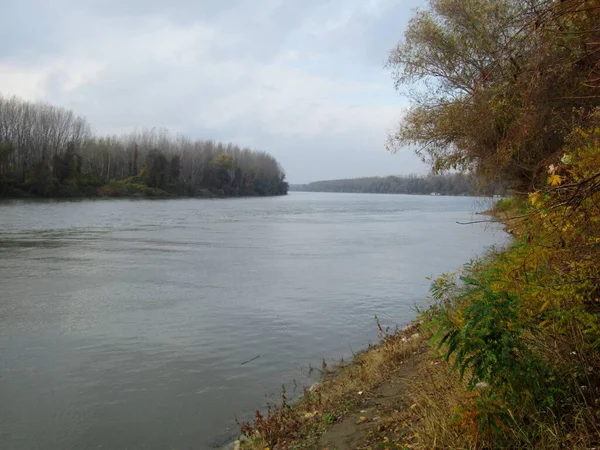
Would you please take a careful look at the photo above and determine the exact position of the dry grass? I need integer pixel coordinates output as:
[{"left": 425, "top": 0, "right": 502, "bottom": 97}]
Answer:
[
  {"left": 404, "top": 359, "right": 600, "bottom": 450},
  {"left": 406, "top": 359, "right": 476, "bottom": 449}
]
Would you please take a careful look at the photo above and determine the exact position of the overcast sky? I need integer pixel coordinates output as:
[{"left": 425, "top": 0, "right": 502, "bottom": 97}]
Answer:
[{"left": 1, "top": 0, "right": 427, "bottom": 183}]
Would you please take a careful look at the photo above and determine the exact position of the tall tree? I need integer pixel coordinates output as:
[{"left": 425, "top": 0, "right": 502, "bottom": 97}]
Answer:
[{"left": 387, "top": 0, "right": 600, "bottom": 191}]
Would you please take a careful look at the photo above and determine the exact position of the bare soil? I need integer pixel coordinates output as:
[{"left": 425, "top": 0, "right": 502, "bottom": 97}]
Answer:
[{"left": 315, "top": 349, "right": 427, "bottom": 450}]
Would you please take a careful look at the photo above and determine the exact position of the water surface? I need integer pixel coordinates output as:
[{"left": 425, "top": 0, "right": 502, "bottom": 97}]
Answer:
[{"left": 0, "top": 193, "right": 508, "bottom": 449}]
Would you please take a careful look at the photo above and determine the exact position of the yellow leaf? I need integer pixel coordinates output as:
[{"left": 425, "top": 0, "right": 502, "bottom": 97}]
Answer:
[
  {"left": 576, "top": 128, "right": 589, "bottom": 139},
  {"left": 528, "top": 192, "right": 543, "bottom": 208},
  {"left": 548, "top": 174, "right": 562, "bottom": 186},
  {"left": 539, "top": 299, "right": 551, "bottom": 313}
]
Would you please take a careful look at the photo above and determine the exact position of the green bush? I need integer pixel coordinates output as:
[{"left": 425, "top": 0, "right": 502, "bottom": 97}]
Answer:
[
  {"left": 432, "top": 262, "right": 556, "bottom": 410},
  {"left": 98, "top": 179, "right": 168, "bottom": 197},
  {"left": 493, "top": 198, "right": 514, "bottom": 212}
]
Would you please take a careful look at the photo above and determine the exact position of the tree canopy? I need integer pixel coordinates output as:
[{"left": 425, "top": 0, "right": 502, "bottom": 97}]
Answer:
[{"left": 387, "top": 0, "right": 600, "bottom": 191}]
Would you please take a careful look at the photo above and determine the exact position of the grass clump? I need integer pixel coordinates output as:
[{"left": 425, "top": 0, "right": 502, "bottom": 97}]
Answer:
[{"left": 491, "top": 197, "right": 515, "bottom": 213}]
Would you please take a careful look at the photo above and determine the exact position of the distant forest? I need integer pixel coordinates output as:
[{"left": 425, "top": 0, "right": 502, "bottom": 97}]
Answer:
[
  {"left": 291, "top": 173, "right": 506, "bottom": 196},
  {"left": 0, "top": 95, "right": 288, "bottom": 198}
]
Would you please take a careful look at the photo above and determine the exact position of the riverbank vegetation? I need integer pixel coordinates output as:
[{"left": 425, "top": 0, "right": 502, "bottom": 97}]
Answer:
[
  {"left": 238, "top": 0, "right": 600, "bottom": 448},
  {"left": 0, "top": 96, "right": 288, "bottom": 199},
  {"left": 290, "top": 173, "right": 506, "bottom": 196}
]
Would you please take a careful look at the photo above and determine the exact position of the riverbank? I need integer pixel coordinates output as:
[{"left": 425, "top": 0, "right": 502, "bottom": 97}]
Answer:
[
  {"left": 237, "top": 191, "right": 600, "bottom": 449},
  {"left": 0, "top": 179, "right": 288, "bottom": 200},
  {"left": 235, "top": 322, "right": 432, "bottom": 449},
  {"left": 235, "top": 318, "right": 473, "bottom": 449}
]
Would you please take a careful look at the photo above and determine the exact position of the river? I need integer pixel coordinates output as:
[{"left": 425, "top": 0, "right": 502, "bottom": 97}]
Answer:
[{"left": 0, "top": 192, "right": 508, "bottom": 449}]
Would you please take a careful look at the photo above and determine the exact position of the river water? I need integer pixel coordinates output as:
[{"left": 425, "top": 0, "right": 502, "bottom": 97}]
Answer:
[{"left": 0, "top": 193, "right": 508, "bottom": 449}]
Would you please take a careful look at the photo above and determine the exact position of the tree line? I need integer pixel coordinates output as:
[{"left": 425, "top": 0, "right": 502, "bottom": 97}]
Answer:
[
  {"left": 290, "top": 173, "right": 506, "bottom": 196},
  {"left": 0, "top": 95, "right": 288, "bottom": 198}
]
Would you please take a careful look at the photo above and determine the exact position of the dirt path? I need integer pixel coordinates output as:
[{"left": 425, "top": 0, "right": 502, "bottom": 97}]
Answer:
[{"left": 316, "top": 350, "right": 426, "bottom": 449}]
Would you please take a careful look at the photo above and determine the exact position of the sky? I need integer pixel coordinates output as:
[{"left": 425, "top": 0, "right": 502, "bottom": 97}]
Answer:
[{"left": 1, "top": 0, "right": 428, "bottom": 183}]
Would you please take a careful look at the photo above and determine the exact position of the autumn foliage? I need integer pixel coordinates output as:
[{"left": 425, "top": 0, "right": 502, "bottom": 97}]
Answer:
[
  {"left": 387, "top": 0, "right": 600, "bottom": 192},
  {"left": 390, "top": 0, "right": 600, "bottom": 447}
]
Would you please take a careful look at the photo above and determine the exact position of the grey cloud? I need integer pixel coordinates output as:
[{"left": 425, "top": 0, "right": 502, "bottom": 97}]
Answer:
[{"left": 0, "top": 0, "right": 428, "bottom": 182}]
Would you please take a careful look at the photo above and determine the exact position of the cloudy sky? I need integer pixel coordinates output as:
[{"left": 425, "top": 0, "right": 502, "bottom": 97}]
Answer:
[{"left": 1, "top": 0, "right": 427, "bottom": 183}]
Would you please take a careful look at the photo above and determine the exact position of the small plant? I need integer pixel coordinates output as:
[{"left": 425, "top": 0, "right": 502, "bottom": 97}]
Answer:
[
  {"left": 322, "top": 412, "right": 335, "bottom": 424},
  {"left": 493, "top": 197, "right": 514, "bottom": 212},
  {"left": 238, "top": 384, "right": 300, "bottom": 447}
]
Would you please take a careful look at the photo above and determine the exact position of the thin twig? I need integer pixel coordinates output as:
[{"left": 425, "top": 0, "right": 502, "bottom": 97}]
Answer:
[
  {"left": 240, "top": 355, "right": 261, "bottom": 366},
  {"left": 457, "top": 214, "right": 529, "bottom": 225}
]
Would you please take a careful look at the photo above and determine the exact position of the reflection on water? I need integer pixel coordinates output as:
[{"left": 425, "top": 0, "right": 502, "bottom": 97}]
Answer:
[{"left": 0, "top": 193, "right": 508, "bottom": 449}]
